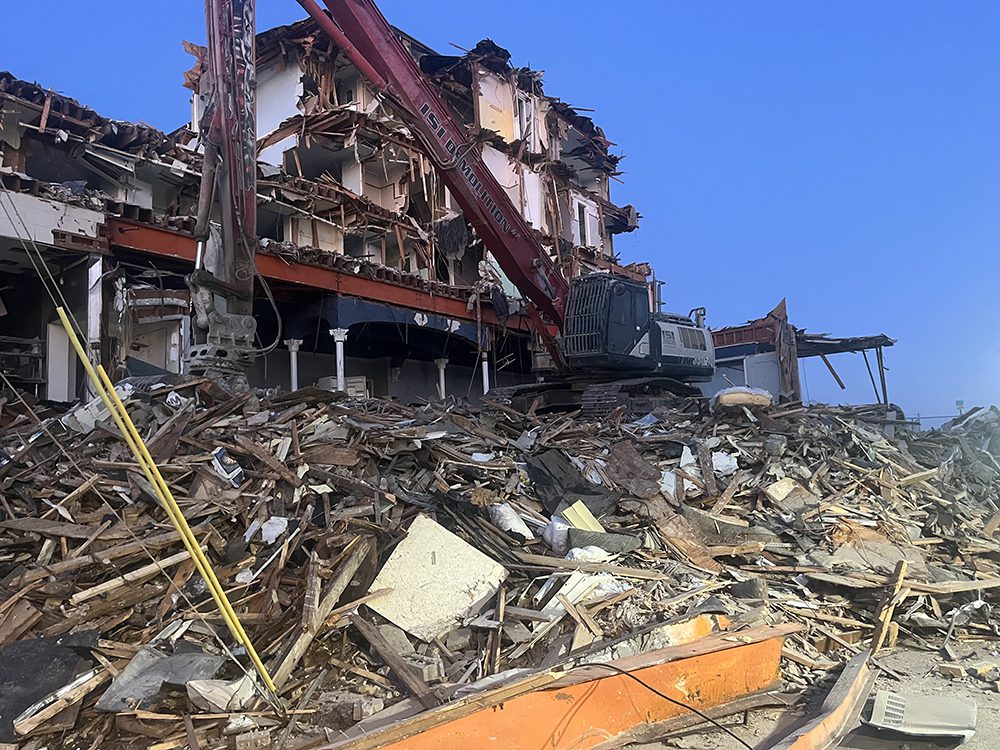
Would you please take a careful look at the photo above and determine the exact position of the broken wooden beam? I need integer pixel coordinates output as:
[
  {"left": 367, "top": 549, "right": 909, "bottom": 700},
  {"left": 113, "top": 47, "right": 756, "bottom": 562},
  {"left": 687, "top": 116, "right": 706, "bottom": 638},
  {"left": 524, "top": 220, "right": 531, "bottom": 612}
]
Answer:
[{"left": 349, "top": 612, "right": 439, "bottom": 710}]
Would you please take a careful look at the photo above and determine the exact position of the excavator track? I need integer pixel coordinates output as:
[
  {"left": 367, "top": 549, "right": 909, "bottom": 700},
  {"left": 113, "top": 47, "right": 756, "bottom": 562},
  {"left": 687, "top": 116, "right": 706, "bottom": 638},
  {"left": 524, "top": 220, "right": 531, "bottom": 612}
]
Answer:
[
  {"left": 580, "top": 377, "right": 700, "bottom": 418},
  {"left": 486, "top": 377, "right": 701, "bottom": 419}
]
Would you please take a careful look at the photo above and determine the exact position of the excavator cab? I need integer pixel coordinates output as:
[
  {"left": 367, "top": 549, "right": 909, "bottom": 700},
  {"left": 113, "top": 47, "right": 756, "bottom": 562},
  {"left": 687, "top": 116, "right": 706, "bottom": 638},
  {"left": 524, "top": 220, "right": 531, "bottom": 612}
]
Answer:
[{"left": 562, "top": 274, "right": 715, "bottom": 380}]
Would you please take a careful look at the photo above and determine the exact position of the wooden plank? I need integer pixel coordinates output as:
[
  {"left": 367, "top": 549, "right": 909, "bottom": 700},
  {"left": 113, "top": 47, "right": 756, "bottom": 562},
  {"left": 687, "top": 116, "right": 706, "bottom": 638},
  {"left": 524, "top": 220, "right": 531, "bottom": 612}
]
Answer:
[
  {"left": 983, "top": 508, "right": 1000, "bottom": 538},
  {"left": 232, "top": 434, "right": 303, "bottom": 487},
  {"left": 898, "top": 467, "right": 938, "bottom": 487},
  {"left": 781, "top": 645, "right": 836, "bottom": 670},
  {"left": 300, "top": 444, "right": 359, "bottom": 467},
  {"left": 69, "top": 549, "right": 195, "bottom": 605},
  {"left": 512, "top": 552, "right": 671, "bottom": 581},
  {"left": 14, "top": 668, "right": 112, "bottom": 736},
  {"left": 0, "top": 517, "right": 129, "bottom": 540},
  {"left": 0, "top": 600, "right": 42, "bottom": 645},
  {"left": 710, "top": 471, "right": 743, "bottom": 514},
  {"left": 147, "top": 404, "right": 194, "bottom": 462},
  {"left": 328, "top": 656, "right": 396, "bottom": 689},
  {"left": 656, "top": 512, "right": 724, "bottom": 574},
  {"left": 183, "top": 714, "right": 200, "bottom": 750},
  {"left": 871, "top": 560, "right": 908, "bottom": 655},
  {"left": 271, "top": 537, "right": 372, "bottom": 688},
  {"left": 55, "top": 475, "right": 100, "bottom": 508},
  {"left": 696, "top": 441, "right": 719, "bottom": 497},
  {"left": 350, "top": 613, "right": 438, "bottom": 709},
  {"left": 15, "top": 527, "right": 189, "bottom": 584}
]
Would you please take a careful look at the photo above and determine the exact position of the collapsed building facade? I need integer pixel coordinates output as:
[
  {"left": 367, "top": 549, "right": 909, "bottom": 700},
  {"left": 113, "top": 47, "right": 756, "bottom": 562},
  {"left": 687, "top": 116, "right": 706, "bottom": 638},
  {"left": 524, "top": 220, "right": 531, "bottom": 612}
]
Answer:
[
  {"left": 0, "top": 17, "right": 892, "bottom": 409},
  {"left": 0, "top": 19, "right": 647, "bottom": 403}
]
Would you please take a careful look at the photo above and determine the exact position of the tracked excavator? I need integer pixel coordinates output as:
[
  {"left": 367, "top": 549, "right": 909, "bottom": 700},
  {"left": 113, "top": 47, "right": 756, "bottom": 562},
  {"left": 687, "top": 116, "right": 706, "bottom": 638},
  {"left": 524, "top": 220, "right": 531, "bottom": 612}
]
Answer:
[{"left": 190, "top": 0, "right": 715, "bottom": 413}]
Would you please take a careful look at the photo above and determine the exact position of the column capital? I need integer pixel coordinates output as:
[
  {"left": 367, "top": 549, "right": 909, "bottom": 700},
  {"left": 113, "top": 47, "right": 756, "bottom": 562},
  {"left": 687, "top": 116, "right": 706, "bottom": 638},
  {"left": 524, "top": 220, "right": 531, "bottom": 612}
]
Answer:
[
  {"left": 284, "top": 338, "right": 303, "bottom": 352},
  {"left": 434, "top": 358, "right": 449, "bottom": 369},
  {"left": 329, "top": 328, "right": 349, "bottom": 343}
]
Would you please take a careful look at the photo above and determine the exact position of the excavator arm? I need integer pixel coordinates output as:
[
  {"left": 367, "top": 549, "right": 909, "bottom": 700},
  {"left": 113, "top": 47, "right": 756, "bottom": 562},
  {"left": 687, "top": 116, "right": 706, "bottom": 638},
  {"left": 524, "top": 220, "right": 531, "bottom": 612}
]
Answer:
[{"left": 296, "top": 0, "right": 569, "bottom": 363}]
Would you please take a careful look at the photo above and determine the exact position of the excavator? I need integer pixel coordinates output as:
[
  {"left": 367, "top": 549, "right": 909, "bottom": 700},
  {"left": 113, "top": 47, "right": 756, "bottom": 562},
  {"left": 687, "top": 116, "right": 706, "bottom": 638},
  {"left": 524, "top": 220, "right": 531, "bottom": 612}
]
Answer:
[{"left": 189, "top": 0, "right": 715, "bottom": 413}]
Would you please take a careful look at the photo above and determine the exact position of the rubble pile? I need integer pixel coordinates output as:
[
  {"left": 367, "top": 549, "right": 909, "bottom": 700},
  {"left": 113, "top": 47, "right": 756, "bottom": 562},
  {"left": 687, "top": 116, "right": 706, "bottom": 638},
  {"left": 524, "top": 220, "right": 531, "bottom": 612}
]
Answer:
[{"left": 0, "top": 382, "right": 998, "bottom": 748}]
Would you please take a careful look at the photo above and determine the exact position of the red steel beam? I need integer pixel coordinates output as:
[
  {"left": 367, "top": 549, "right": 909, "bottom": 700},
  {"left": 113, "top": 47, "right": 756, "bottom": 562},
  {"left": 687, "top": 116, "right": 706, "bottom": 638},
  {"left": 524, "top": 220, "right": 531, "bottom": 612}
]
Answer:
[{"left": 107, "top": 220, "right": 532, "bottom": 333}]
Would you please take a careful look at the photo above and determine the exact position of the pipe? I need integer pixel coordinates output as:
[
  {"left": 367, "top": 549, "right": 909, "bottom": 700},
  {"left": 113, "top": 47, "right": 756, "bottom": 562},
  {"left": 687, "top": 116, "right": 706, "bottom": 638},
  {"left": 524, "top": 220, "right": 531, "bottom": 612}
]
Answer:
[{"left": 876, "top": 346, "right": 889, "bottom": 406}]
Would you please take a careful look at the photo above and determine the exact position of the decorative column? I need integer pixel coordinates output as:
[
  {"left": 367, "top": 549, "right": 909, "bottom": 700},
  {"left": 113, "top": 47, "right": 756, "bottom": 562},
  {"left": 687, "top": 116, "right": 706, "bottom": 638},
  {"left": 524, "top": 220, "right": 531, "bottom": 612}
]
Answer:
[
  {"left": 330, "top": 328, "right": 349, "bottom": 392},
  {"left": 284, "top": 339, "right": 302, "bottom": 391},
  {"left": 480, "top": 351, "right": 490, "bottom": 395},
  {"left": 434, "top": 358, "right": 448, "bottom": 400}
]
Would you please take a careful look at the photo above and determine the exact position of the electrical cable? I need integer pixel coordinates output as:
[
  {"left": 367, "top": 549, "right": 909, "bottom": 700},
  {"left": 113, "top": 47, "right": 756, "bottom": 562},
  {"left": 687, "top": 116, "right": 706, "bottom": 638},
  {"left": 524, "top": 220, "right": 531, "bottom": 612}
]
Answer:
[
  {"left": 571, "top": 662, "right": 755, "bottom": 750},
  {"left": 248, "top": 254, "right": 283, "bottom": 355}
]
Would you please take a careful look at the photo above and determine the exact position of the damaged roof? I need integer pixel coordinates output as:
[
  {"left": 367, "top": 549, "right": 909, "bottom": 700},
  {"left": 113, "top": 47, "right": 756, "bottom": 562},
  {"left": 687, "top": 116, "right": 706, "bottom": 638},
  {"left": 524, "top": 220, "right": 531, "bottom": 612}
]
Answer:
[
  {"left": 421, "top": 38, "right": 622, "bottom": 173},
  {"left": 0, "top": 71, "right": 168, "bottom": 152},
  {"left": 796, "top": 331, "right": 896, "bottom": 358}
]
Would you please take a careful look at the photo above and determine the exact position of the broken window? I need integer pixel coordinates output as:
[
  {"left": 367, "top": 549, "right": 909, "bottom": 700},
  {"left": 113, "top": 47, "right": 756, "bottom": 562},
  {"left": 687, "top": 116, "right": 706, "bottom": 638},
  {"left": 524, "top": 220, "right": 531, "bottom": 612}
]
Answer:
[{"left": 577, "top": 202, "right": 587, "bottom": 247}]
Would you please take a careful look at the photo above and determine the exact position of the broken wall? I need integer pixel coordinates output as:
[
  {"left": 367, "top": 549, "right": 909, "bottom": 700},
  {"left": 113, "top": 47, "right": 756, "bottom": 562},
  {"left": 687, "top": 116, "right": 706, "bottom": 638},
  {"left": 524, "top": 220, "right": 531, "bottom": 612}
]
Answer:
[
  {"left": 255, "top": 62, "right": 304, "bottom": 167},
  {"left": 474, "top": 67, "right": 516, "bottom": 142}
]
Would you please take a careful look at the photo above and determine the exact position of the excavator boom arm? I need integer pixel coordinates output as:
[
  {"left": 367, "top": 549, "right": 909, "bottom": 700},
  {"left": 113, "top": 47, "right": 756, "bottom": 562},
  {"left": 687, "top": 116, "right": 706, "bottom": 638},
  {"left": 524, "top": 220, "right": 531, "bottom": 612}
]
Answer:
[{"left": 296, "top": 0, "right": 569, "bottom": 338}]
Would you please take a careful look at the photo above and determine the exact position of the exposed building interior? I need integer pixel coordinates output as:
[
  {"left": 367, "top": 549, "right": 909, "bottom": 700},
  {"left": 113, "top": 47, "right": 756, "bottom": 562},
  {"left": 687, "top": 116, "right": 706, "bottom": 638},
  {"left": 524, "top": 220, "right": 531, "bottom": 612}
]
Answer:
[{"left": 0, "top": 21, "right": 648, "bottom": 404}]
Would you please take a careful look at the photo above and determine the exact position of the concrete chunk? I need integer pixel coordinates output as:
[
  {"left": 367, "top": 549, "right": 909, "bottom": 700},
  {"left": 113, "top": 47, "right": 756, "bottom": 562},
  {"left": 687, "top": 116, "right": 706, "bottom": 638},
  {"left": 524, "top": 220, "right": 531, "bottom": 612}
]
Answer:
[{"left": 366, "top": 514, "right": 508, "bottom": 641}]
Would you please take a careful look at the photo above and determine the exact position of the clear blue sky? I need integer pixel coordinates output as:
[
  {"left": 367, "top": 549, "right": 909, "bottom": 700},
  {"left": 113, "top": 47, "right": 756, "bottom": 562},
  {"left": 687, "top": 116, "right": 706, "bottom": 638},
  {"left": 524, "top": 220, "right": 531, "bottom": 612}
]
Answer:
[{"left": 5, "top": 2, "right": 998, "bottom": 420}]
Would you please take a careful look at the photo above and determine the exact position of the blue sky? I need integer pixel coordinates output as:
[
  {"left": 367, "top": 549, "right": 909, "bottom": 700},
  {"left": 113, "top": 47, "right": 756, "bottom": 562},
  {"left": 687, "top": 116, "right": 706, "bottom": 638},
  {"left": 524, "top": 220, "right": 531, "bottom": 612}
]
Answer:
[{"left": 5, "top": 2, "right": 998, "bottom": 420}]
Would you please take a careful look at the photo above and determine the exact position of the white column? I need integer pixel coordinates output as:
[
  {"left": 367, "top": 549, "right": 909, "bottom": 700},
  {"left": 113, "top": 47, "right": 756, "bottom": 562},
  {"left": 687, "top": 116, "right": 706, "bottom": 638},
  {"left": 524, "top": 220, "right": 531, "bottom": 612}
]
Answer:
[
  {"left": 480, "top": 352, "right": 490, "bottom": 395},
  {"left": 434, "top": 358, "right": 448, "bottom": 400},
  {"left": 46, "top": 322, "right": 75, "bottom": 401},
  {"left": 330, "top": 328, "right": 349, "bottom": 392},
  {"left": 284, "top": 339, "right": 302, "bottom": 391},
  {"left": 86, "top": 256, "right": 103, "bottom": 396}
]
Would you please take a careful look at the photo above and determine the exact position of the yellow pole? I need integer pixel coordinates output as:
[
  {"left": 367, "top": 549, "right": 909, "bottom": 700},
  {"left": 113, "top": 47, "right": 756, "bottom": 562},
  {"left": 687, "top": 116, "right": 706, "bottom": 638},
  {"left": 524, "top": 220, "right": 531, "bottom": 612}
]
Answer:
[
  {"left": 95, "top": 364, "right": 275, "bottom": 692},
  {"left": 55, "top": 307, "right": 276, "bottom": 693}
]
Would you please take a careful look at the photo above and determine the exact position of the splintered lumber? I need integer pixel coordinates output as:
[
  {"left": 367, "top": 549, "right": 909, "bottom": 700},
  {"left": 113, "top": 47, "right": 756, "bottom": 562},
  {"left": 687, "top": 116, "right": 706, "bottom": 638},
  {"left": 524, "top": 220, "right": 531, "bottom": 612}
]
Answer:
[
  {"left": 898, "top": 468, "right": 938, "bottom": 487},
  {"left": 513, "top": 552, "right": 670, "bottom": 581},
  {"left": 0, "top": 517, "right": 129, "bottom": 540},
  {"left": 15, "top": 526, "right": 194, "bottom": 585},
  {"left": 350, "top": 613, "right": 438, "bottom": 709},
  {"left": 870, "top": 560, "right": 908, "bottom": 655},
  {"left": 271, "top": 536, "right": 373, "bottom": 688},
  {"left": 69, "top": 549, "right": 196, "bottom": 604},
  {"left": 1, "top": 371, "right": 999, "bottom": 749},
  {"left": 14, "top": 668, "right": 113, "bottom": 736},
  {"left": 696, "top": 441, "right": 719, "bottom": 497},
  {"left": 232, "top": 434, "right": 304, "bottom": 487}
]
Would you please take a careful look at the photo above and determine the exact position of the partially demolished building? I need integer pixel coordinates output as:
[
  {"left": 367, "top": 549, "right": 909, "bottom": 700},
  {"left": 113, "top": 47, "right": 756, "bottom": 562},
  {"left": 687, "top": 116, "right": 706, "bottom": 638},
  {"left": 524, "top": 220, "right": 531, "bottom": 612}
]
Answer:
[{"left": 0, "top": 19, "right": 644, "bottom": 403}]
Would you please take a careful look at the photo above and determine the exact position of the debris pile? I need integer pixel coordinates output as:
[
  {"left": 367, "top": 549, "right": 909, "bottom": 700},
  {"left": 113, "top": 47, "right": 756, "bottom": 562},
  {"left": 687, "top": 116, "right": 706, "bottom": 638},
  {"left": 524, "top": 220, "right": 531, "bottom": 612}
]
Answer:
[{"left": 0, "top": 381, "right": 998, "bottom": 748}]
